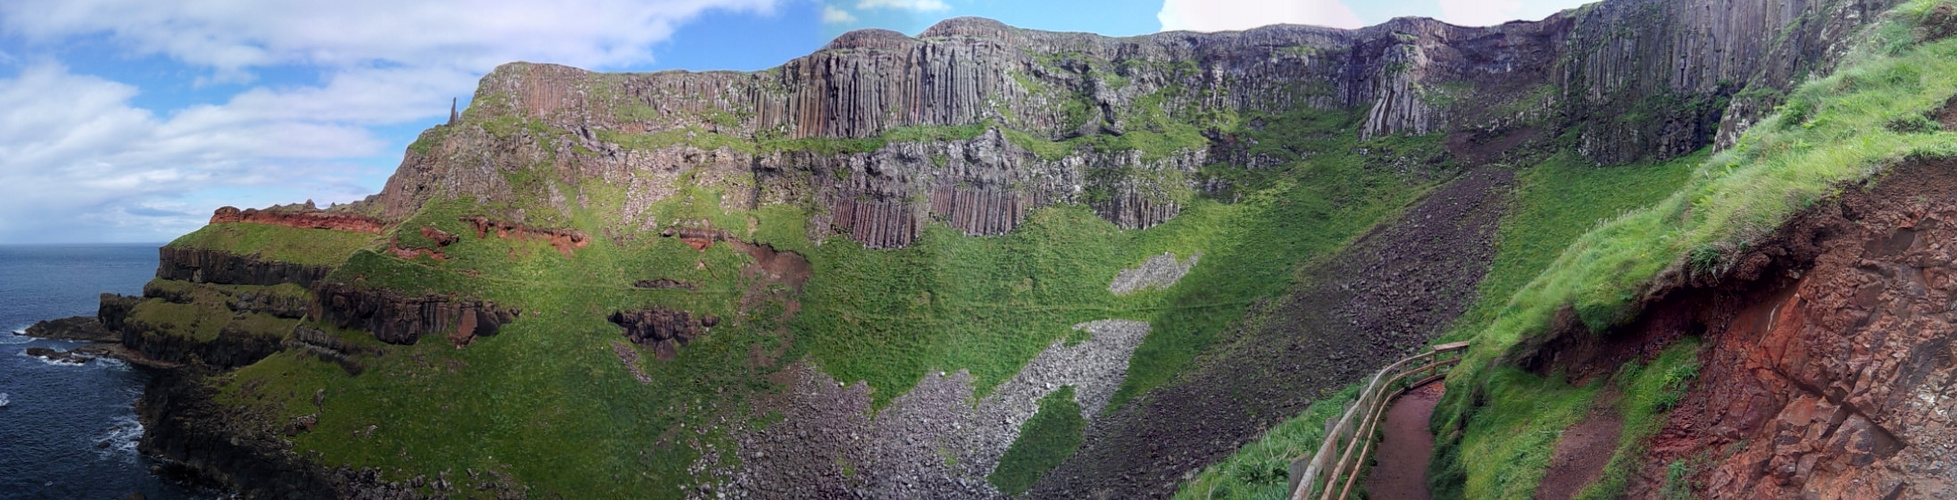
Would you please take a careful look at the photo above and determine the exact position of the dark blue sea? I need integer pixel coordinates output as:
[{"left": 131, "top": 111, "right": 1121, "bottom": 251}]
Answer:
[{"left": 0, "top": 244, "right": 209, "bottom": 499}]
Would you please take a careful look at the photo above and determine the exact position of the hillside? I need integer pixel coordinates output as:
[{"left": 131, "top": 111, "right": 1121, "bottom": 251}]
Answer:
[{"left": 77, "top": 0, "right": 1957, "bottom": 497}]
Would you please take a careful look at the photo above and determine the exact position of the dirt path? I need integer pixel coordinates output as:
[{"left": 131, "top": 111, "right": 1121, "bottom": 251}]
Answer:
[
  {"left": 1535, "top": 403, "right": 1622, "bottom": 500},
  {"left": 1365, "top": 381, "right": 1445, "bottom": 500}
]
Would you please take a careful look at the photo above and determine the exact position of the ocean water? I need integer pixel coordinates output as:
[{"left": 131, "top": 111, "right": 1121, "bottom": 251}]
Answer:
[{"left": 0, "top": 244, "right": 210, "bottom": 499}]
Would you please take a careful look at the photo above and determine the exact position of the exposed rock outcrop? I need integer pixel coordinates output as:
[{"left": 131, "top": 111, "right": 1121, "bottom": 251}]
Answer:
[
  {"left": 460, "top": 216, "right": 588, "bottom": 256},
  {"left": 21, "top": 315, "right": 117, "bottom": 342},
  {"left": 1610, "top": 160, "right": 1957, "bottom": 498},
  {"left": 607, "top": 307, "right": 713, "bottom": 360},
  {"left": 315, "top": 284, "right": 518, "bottom": 346},
  {"left": 156, "top": 247, "right": 332, "bottom": 288},
  {"left": 98, "top": 293, "right": 139, "bottom": 333},
  {"left": 118, "top": 314, "right": 286, "bottom": 369},
  {"left": 210, "top": 206, "right": 385, "bottom": 234}
]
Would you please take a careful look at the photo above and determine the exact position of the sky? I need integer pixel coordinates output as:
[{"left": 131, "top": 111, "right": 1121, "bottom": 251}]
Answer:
[{"left": 0, "top": 0, "right": 1590, "bottom": 244}]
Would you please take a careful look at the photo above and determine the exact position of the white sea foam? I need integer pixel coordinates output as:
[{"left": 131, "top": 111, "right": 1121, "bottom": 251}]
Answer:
[
  {"left": 18, "top": 349, "right": 86, "bottom": 367},
  {"left": 1, "top": 326, "right": 34, "bottom": 345},
  {"left": 0, "top": 392, "right": 10, "bottom": 407},
  {"left": 95, "top": 415, "right": 145, "bottom": 463}
]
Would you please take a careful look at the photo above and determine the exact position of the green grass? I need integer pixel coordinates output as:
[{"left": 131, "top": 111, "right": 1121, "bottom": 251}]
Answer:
[
  {"left": 168, "top": 222, "right": 379, "bottom": 267},
  {"left": 1438, "top": 149, "right": 1704, "bottom": 344},
  {"left": 128, "top": 280, "right": 301, "bottom": 343},
  {"left": 1431, "top": 2, "right": 1957, "bottom": 497},
  {"left": 1172, "top": 384, "right": 1360, "bottom": 500},
  {"left": 1445, "top": 369, "right": 1599, "bottom": 499},
  {"left": 217, "top": 101, "right": 1447, "bottom": 498},
  {"left": 988, "top": 385, "right": 1087, "bottom": 495}
]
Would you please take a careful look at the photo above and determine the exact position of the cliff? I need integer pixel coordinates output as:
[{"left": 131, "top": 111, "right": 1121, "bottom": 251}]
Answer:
[
  {"left": 98, "top": 0, "right": 1947, "bottom": 498},
  {"left": 370, "top": 0, "right": 1893, "bottom": 250}
]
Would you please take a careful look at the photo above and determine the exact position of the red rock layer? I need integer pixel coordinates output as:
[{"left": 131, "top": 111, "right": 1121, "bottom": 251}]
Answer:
[
  {"left": 210, "top": 206, "right": 384, "bottom": 234},
  {"left": 459, "top": 216, "right": 589, "bottom": 257},
  {"left": 1598, "top": 161, "right": 1957, "bottom": 499}
]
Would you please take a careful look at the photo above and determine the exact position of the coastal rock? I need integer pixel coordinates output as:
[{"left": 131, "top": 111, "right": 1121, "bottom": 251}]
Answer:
[{"left": 22, "top": 316, "right": 117, "bottom": 342}]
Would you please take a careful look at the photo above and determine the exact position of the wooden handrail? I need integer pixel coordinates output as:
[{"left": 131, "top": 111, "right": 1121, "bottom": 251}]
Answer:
[{"left": 1291, "top": 342, "right": 1469, "bottom": 500}]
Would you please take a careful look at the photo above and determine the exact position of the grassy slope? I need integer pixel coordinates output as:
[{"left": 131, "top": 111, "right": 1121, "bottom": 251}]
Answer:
[
  {"left": 209, "top": 91, "right": 1453, "bottom": 497},
  {"left": 167, "top": 222, "right": 378, "bottom": 267},
  {"left": 1171, "top": 147, "right": 1703, "bottom": 500},
  {"left": 1428, "top": 3, "right": 1957, "bottom": 498},
  {"left": 988, "top": 385, "right": 1088, "bottom": 495}
]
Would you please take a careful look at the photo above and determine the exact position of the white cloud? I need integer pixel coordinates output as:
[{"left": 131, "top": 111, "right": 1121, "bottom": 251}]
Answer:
[
  {"left": 0, "top": 64, "right": 387, "bottom": 243},
  {"left": 0, "top": 0, "right": 779, "bottom": 243},
  {"left": 855, "top": 0, "right": 951, "bottom": 12},
  {"left": 1158, "top": 0, "right": 1363, "bottom": 31},
  {"left": 1438, "top": 0, "right": 1525, "bottom": 26},
  {"left": 823, "top": 5, "right": 858, "bottom": 23},
  {"left": 0, "top": 0, "right": 780, "bottom": 76}
]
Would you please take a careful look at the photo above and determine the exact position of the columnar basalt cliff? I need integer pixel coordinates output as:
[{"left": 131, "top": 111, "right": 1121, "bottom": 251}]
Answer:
[
  {"left": 314, "top": 283, "right": 518, "bottom": 346},
  {"left": 372, "top": 0, "right": 1893, "bottom": 250},
  {"left": 156, "top": 247, "right": 333, "bottom": 288}
]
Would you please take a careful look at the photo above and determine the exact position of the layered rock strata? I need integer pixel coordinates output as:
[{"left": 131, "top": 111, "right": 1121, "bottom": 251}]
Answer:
[{"left": 210, "top": 206, "right": 385, "bottom": 234}]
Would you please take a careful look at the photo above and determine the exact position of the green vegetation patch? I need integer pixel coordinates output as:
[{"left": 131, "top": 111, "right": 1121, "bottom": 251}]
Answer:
[
  {"left": 1438, "top": 149, "right": 1704, "bottom": 344},
  {"left": 236, "top": 186, "right": 811, "bottom": 498},
  {"left": 989, "top": 385, "right": 1087, "bottom": 495},
  {"left": 168, "top": 222, "right": 378, "bottom": 267}
]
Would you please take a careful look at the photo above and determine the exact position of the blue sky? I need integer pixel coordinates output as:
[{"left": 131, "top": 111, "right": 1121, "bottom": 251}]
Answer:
[{"left": 0, "top": 0, "right": 1588, "bottom": 244}]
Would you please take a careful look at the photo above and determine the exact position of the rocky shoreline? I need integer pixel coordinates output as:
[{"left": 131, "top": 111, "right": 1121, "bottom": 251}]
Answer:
[{"left": 15, "top": 316, "right": 181, "bottom": 370}]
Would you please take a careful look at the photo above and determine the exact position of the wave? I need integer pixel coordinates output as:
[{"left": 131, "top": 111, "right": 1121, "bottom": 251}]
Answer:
[
  {"left": 0, "top": 392, "right": 9, "bottom": 407},
  {"left": 1, "top": 327, "right": 34, "bottom": 345},
  {"left": 95, "top": 414, "right": 145, "bottom": 463},
  {"left": 17, "top": 349, "right": 87, "bottom": 367}
]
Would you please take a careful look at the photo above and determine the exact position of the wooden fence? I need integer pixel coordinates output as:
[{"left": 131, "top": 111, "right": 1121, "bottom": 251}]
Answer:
[{"left": 1290, "top": 341, "right": 1470, "bottom": 500}]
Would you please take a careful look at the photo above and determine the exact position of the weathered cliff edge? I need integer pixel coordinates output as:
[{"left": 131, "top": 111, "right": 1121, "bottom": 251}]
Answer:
[
  {"left": 373, "top": 0, "right": 1894, "bottom": 250},
  {"left": 1499, "top": 159, "right": 1957, "bottom": 498}
]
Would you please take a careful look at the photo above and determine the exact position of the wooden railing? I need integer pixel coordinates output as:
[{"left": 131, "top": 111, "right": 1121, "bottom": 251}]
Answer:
[{"left": 1290, "top": 341, "right": 1469, "bottom": 500}]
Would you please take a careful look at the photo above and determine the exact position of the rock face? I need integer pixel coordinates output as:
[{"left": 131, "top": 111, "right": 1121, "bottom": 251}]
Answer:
[
  {"left": 1608, "top": 160, "right": 1957, "bottom": 498},
  {"left": 210, "top": 206, "right": 385, "bottom": 234},
  {"left": 369, "top": 0, "right": 1893, "bottom": 249},
  {"left": 315, "top": 284, "right": 518, "bottom": 346},
  {"left": 607, "top": 307, "right": 712, "bottom": 360},
  {"left": 156, "top": 247, "right": 331, "bottom": 288}
]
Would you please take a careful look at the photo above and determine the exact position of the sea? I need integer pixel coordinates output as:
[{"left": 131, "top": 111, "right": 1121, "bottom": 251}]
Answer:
[{"left": 0, "top": 244, "right": 211, "bottom": 499}]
